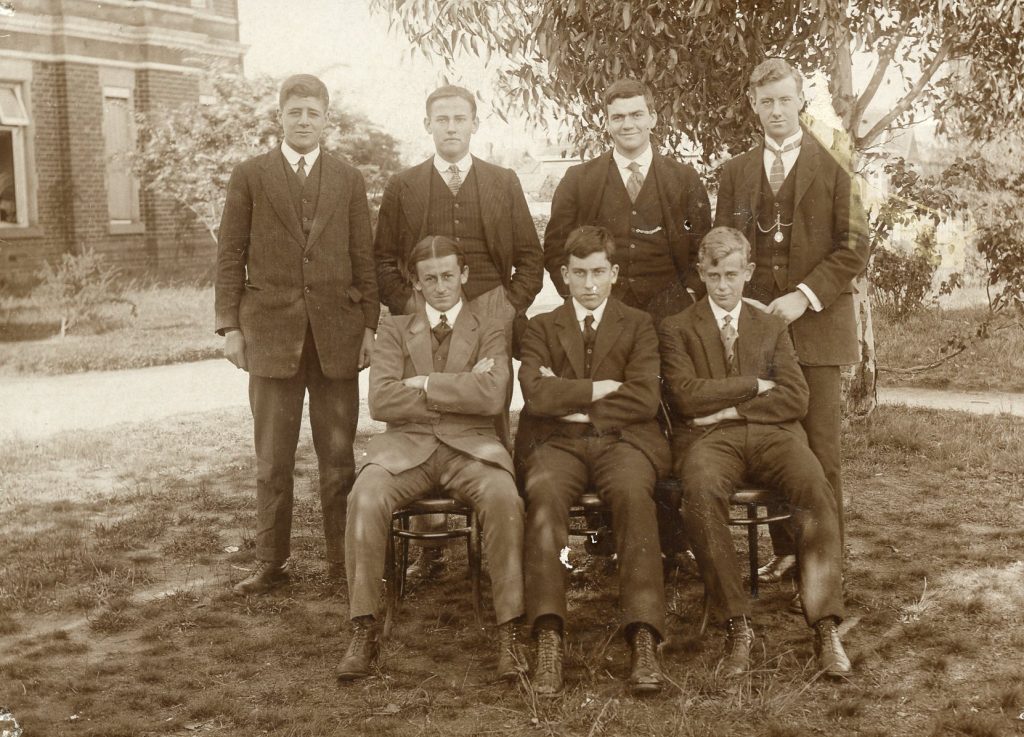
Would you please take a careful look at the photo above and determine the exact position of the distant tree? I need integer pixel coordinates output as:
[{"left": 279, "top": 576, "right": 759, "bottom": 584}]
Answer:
[
  {"left": 133, "top": 71, "right": 403, "bottom": 243},
  {"left": 370, "top": 0, "right": 1024, "bottom": 413}
]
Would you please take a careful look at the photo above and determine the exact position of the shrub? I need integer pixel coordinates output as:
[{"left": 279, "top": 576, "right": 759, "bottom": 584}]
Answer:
[{"left": 31, "top": 249, "right": 137, "bottom": 337}]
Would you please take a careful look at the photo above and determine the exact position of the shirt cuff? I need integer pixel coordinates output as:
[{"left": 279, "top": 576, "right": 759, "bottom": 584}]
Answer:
[
  {"left": 796, "top": 283, "right": 823, "bottom": 312},
  {"left": 423, "top": 376, "right": 429, "bottom": 393}
]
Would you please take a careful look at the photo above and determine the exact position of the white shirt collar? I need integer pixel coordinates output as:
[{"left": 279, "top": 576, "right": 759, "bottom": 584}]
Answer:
[
  {"left": 708, "top": 298, "right": 743, "bottom": 332},
  {"left": 425, "top": 298, "right": 464, "bottom": 329},
  {"left": 764, "top": 129, "right": 803, "bottom": 153},
  {"left": 571, "top": 297, "right": 608, "bottom": 329},
  {"left": 612, "top": 145, "right": 653, "bottom": 172},
  {"left": 281, "top": 141, "right": 321, "bottom": 170},
  {"left": 433, "top": 153, "right": 473, "bottom": 176}
]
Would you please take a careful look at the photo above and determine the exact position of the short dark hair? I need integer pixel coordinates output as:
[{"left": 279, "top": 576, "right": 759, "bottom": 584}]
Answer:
[
  {"left": 698, "top": 226, "right": 751, "bottom": 265},
  {"left": 425, "top": 85, "right": 477, "bottom": 117},
  {"left": 747, "top": 58, "right": 803, "bottom": 100},
  {"left": 408, "top": 235, "right": 466, "bottom": 277},
  {"left": 564, "top": 225, "right": 616, "bottom": 264},
  {"left": 278, "top": 74, "right": 329, "bottom": 109},
  {"left": 603, "top": 79, "right": 655, "bottom": 112}
]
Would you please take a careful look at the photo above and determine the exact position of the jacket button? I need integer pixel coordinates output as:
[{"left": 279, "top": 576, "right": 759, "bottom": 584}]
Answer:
[
  {"left": 773, "top": 265, "right": 780, "bottom": 270},
  {"left": 303, "top": 256, "right": 310, "bottom": 264},
  {"left": 304, "top": 286, "right": 310, "bottom": 293},
  {"left": 629, "top": 243, "right": 636, "bottom": 249}
]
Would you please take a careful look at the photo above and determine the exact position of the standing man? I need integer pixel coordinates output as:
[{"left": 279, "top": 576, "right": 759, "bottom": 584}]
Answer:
[
  {"left": 714, "top": 58, "right": 870, "bottom": 588},
  {"left": 215, "top": 74, "right": 378, "bottom": 594},
  {"left": 373, "top": 84, "right": 543, "bottom": 576},
  {"left": 338, "top": 236, "right": 525, "bottom": 683},
  {"left": 518, "top": 225, "right": 670, "bottom": 697},
  {"left": 544, "top": 79, "right": 711, "bottom": 325}
]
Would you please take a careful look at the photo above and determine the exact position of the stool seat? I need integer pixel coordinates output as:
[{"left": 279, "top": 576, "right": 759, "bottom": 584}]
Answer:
[
  {"left": 726, "top": 483, "right": 791, "bottom": 599},
  {"left": 730, "top": 486, "right": 781, "bottom": 506},
  {"left": 395, "top": 497, "right": 470, "bottom": 515}
]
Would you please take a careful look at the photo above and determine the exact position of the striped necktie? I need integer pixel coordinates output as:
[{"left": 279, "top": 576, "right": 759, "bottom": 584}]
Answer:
[
  {"left": 432, "top": 313, "right": 452, "bottom": 342},
  {"left": 765, "top": 139, "right": 800, "bottom": 195},
  {"left": 296, "top": 156, "right": 307, "bottom": 185},
  {"left": 446, "top": 164, "right": 462, "bottom": 195},
  {"left": 720, "top": 315, "right": 738, "bottom": 374},
  {"left": 625, "top": 161, "right": 644, "bottom": 203}
]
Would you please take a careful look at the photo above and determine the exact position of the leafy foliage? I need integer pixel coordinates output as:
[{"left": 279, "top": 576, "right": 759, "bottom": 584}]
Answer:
[
  {"left": 133, "top": 71, "right": 403, "bottom": 240},
  {"left": 31, "top": 249, "right": 137, "bottom": 337}
]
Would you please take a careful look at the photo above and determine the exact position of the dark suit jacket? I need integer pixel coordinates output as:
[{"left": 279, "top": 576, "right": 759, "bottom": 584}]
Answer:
[
  {"left": 516, "top": 297, "right": 671, "bottom": 477},
  {"left": 658, "top": 298, "right": 809, "bottom": 455},
  {"left": 373, "top": 156, "right": 543, "bottom": 316},
  {"left": 713, "top": 130, "right": 869, "bottom": 366},
  {"left": 215, "top": 147, "right": 379, "bottom": 380},
  {"left": 366, "top": 307, "right": 513, "bottom": 476},
  {"left": 544, "top": 150, "right": 712, "bottom": 310}
]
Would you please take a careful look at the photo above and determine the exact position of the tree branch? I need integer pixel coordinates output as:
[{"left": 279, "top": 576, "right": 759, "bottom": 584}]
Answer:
[
  {"left": 856, "top": 36, "right": 953, "bottom": 149},
  {"left": 852, "top": 30, "right": 904, "bottom": 133}
]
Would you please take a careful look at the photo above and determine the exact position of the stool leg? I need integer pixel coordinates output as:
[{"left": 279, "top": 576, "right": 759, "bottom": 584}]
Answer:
[
  {"left": 747, "top": 503, "right": 759, "bottom": 599},
  {"left": 399, "top": 514, "right": 410, "bottom": 600},
  {"left": 470, "top": 510, "right": 482, "bottom": 626},
  {"left": 383, "top": 525, "right": 397, "bottom": 639}
]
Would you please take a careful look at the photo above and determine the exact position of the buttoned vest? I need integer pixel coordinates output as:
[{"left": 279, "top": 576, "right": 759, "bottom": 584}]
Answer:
[
  {"left": 749, "top": 162, "right": 797, "bottom": 305},
  {"left": 284, "top": 154, "right": 321, "bottom": 240}
]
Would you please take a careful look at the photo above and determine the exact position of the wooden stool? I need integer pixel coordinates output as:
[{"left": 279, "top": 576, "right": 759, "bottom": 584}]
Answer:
[
  {"left": 728, "top": 484, "right": 791, "bottom": 598},
  {"left": 384, "top": 497, "right": 482, "bottom": 637}
]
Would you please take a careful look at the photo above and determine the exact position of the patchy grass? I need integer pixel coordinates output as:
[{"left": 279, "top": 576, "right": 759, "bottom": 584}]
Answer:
[
  {"left": 874, "top": 303, "right": 1024, "bottom": 393},
  {"left": 1, "top": 406, "right": 1022, "bottom": 736},
  {"left": 0, "top": 282, "right": 220, "bottom": 375}
]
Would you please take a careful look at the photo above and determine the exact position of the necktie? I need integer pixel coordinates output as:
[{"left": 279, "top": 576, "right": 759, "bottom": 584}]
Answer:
[
  {"left": 432, "top": 313, "right": 452, "bottom": 342},
  {"left": 446, "top": 164, "right": 462, "bottom": 195},
  {"left": 720, "top": 315, "right": 738, "bottom": 375},
  {"left": 583, "top": 314, "right": 596, "bottom": 376},
  {"left": 766, "top": 139, "right": 800, "bottom": 195},
  {"left": 625, "top": 161, "right": 644, "bottom": 203},
  {"left": 296, "top": 156, "right": 307, "bottom": 186}
]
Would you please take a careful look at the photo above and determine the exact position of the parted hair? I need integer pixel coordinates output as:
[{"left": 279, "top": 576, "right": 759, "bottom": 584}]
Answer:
[
  {"left": 698, "top": 226, "right": 752, "bottom": 265},
  {"left": 425, "top": 84, "right": 477, "bottom": 117},
  {"left": 747, "top": 58, "right": 804, "bottom": 99},
  {"left": 278, "top": 74, "right": 329, "bottom": 109},
  {"left": 408, "top": 235, "right": 467, "bottom": 276},
  {"left": 602, "top": 79, "right": 655, "bottom": 112},
  {"left": 564, "top": 225, "right": 616, "bottom": 264}
]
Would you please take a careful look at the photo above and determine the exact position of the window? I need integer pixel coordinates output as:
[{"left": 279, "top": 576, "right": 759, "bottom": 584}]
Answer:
[
  {"left": 102, "top": 86, "right": 141, "bottom": 226},
  {"left": 0, "top": 83, "right": 29, "bottom": 227}
]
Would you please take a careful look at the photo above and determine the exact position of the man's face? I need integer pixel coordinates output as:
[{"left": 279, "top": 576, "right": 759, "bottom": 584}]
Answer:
[
  {"left": 749, "top": 76, "right": 804, "bottom": 144},
  {"left": 413, "top": 254, "right": 468, "bottom": 312},
  {"left": 698, "top": 250, "right": 754, "bottom": 312},
  {"left": 279, "top": 95, "right": 327, "bottom": 155},
  {"left": 605, "top": 95, "right": 656, "bottom": 158},
  {"left": 562, "top": 251, "right": 618, "bottom": 311},
  {"left": 424, "top": 96, "right": 478, "bottom": 163}
]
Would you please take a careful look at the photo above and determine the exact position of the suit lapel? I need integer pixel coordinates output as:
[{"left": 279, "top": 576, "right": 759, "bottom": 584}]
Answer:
[
  {"left": 260, "top": 147, "right": 304, "bottom": 247},
  {"left": 472, "top": 157, "right": 510, "bottom": 279},
  {"left": 742, "top": 148, "right": 763, "bottom": 243},
  {"left": 694, "top": 298, "right": 730, "bottom": 378},
  {"left": 736, "top": 304, "right": 761, "bottom": 376},
  {"left": 589, "top": 298, "right": 621, "bottom": 377},
  {"left": 651, "top": 153, "right": 679, "bottom": 244},
  {"left": 401, "top": 158, "right": 434, "bottom": 241},
  {"left": 554, "top": 302, "right": 585, "bottom": 379},
  {"left": 444, "top": 307, "right": 477, "bottom": 373},
  {"left": 405, "top": 311, "right": 434, "bottom": 378},
  {"left": 306, "top": 155, "right": 342, "bottom": 250},
  {"left": 582, "top": 152, "right": 614, "bottom": 222},
  {"left": 793, "top": 131, "right": 819, "bottom": 210}
]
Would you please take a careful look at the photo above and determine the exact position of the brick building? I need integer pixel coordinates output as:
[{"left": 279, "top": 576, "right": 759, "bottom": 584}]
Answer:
[{"left": 0, "top": 0, "right": 244, "bottom": 287}]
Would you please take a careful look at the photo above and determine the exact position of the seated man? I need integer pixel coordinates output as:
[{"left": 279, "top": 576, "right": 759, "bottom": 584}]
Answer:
[
  {"left": 517, "top": 225, "right": 671, "bottom": 697},
  {"left": 338, "top": 236, "right": 525, "bottom": 682},
  {"left": 658, "top": 226, "right": 851, "bottom": 678}
]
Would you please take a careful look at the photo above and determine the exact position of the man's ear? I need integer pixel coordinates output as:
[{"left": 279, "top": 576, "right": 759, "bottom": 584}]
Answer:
[
  {"left": 413, "top": 279, "right": 423, "bottom": 293},
  {"left": 423, "top": 116, "right": 431, "bottom": 134},
  {"left": 460, "top": 266, "right": 469, "bottom": 285},
  {"left": 744, "top": 262, "right": 756, "bottom": 283},
  {"left": 560, "top": 264, "right": 570, "bottom": 286},
  {"left": 610, "top": 263, "right": 619, "bottom": 284}
]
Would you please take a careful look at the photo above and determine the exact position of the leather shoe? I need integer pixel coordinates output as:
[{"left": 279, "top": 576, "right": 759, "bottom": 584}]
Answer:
[
  {"left": 532, "top": 629, "right": 563, "bottom": 697},
  {"left": 721, "top": 616, "right": 754, "bottom": 678},
  {"left": 813, "top": 617, "right": 852, "bottom": 678},
  {"left": 337, "top": 616, "right": 378, "bottom": 681},
  {"left": 628, "top": 625, "right": 664, "bottom": 695},
  {"left": 496, "top": 620, "right": 528, "bottom": 681},
  {"left": 233, "top": 559, "right": 289, "bottom": 595},
  {"left": 757, "top": 554, "right": 797, "bottom": 583},
  {"left": 789, "top": 590, "right": 803, "bottom": 615},
  {"left": 405, "top": 546, "right": 446, "bottom": 583}
]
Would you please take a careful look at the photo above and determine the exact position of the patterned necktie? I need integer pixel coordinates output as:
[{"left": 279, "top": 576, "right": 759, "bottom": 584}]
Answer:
[
  {"left": 296, "top": 156, "right": 307, "bottom": 186},
  {"left": 766, "top": 139, "right": 800, "bottom": 195},
  {"left": 432, "top": 313, "right": 452, "bottom": 342},
  {"left": 446, "top": 164, "right": 462, "bottom": 195},
  {"left": 583, "top": 314, "right": 596, "bottom": 376},
  {"left": 720, "top": 314, "right": 738, "bottom": 374},
  {"left": 625, "top": 161, "right": 644, "bottom": 203}
]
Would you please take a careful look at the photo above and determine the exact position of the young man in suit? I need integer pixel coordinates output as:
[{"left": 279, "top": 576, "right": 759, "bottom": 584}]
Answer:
[
  {"left": 714, "top": 59, "right": 870, "bottom": 589},
  {"left": 373, "top": 84, "right": 544, "bottom": 576},
  {"left": 337, "top": 236, "right": 525, "bottom": 683},
  {"left": 517, "top": 225, "right": 671, "bottom": 697},
  {"left": 658, "top": 226, "right": 851, "bottom": 678},
  {"left": 215, "top": 74, "right": 378, "bottom": 594}
]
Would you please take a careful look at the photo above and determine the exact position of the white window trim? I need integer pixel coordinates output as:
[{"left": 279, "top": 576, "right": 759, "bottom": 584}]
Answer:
[{"left": 102, "top": 85, "right": 142, "bottom": 228}]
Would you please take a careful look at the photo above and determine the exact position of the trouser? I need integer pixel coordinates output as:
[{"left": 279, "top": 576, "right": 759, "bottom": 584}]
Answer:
[
  {"left": 768, "top": 364, "right": 844, "bottom": 556},
  {"left": 679, "top": 423, "right": 844, "bottom": 627},
  {"left": 249, "top": 328, "right": 358, "bottom": 565},
  {"left": 345, "top": 445, "right": 525, "bottom": 624},
  {"left": 523, "top": 434, "right": 666, "bottom": 639}
]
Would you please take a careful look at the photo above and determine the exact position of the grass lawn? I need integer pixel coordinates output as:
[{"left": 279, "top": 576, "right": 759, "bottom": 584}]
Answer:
[
  {"left": 874, "top": 304, "right": 1024, "bottom": 394},
  {"left": 1, "top": 406, "right": 1022, "bottom": 736}
]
